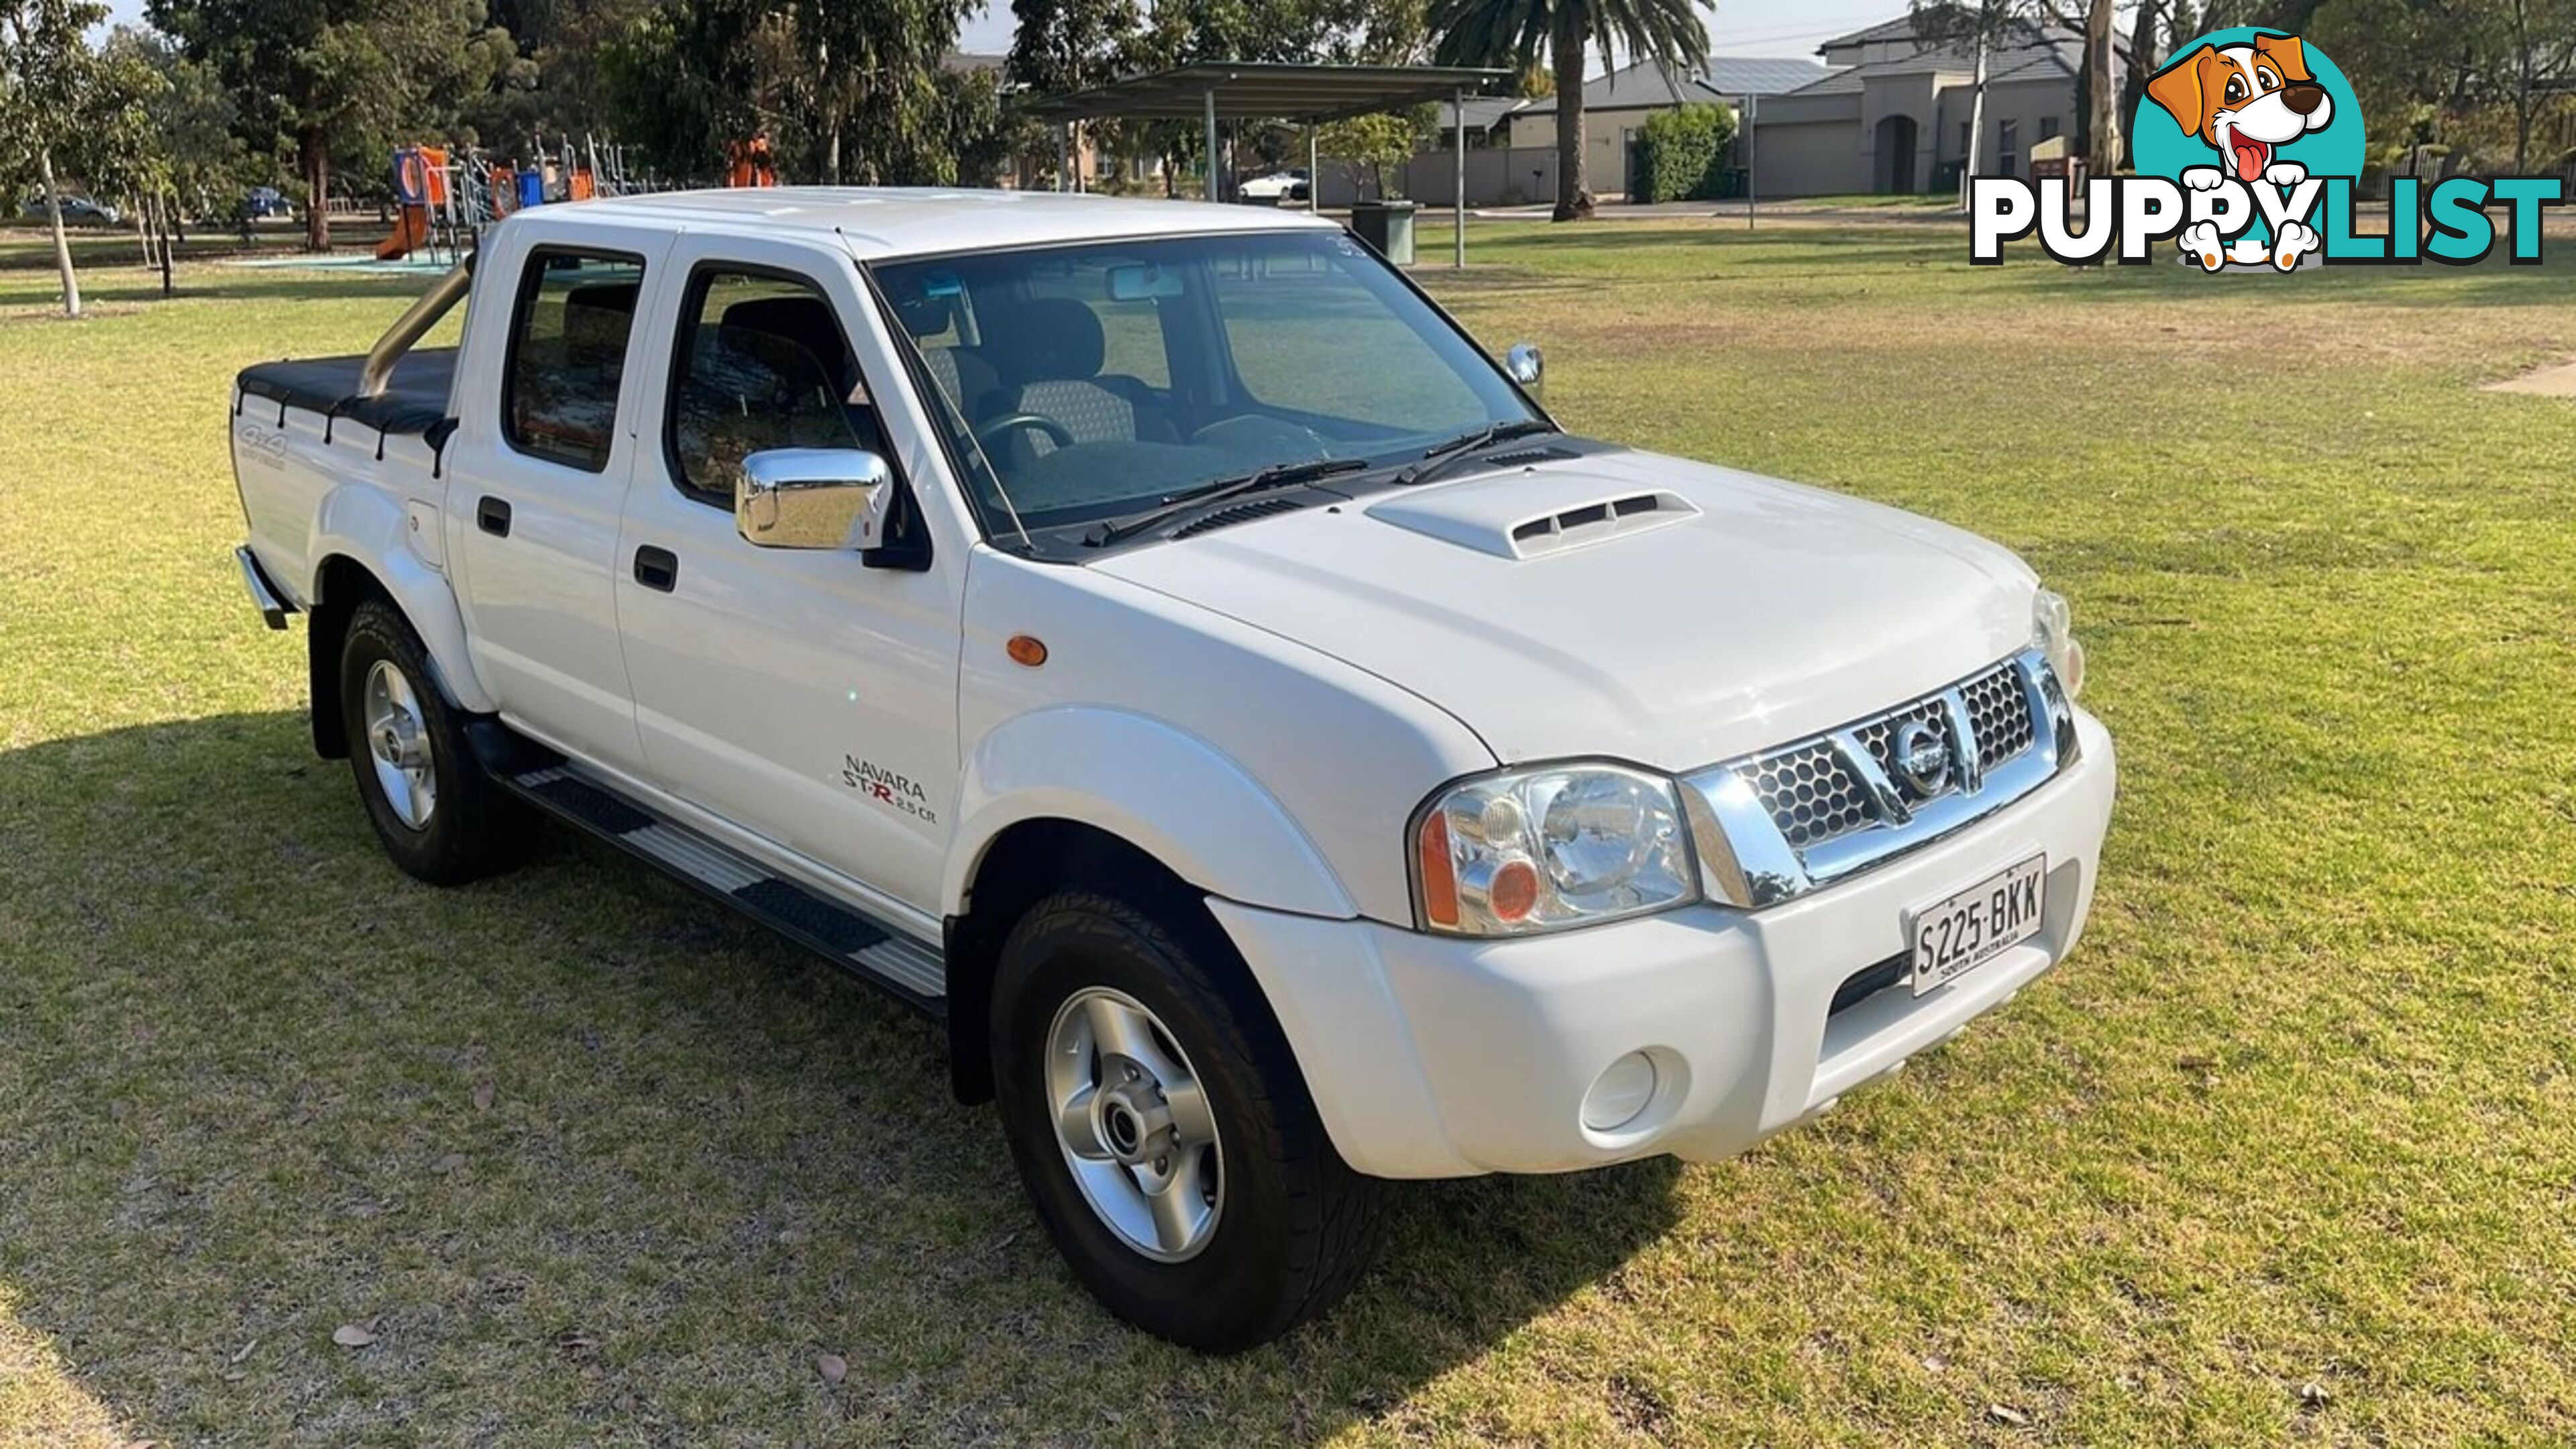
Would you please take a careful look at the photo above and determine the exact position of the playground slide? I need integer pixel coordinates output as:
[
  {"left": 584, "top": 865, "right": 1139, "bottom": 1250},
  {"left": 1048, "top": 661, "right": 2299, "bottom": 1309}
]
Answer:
[{"left": 374, "top": 204, "right": 430, "bottom": 262}]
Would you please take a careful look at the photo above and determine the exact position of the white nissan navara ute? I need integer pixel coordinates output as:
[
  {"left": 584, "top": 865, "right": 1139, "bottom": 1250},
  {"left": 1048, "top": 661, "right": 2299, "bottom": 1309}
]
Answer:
[{"left": 227, "top": 189, "right": 2115, "bottom": 1350}]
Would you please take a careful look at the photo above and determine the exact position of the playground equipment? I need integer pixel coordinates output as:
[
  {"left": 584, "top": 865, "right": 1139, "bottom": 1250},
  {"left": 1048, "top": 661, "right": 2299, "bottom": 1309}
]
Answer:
[
  {"left": 374, "top": 146, "right": 448, "bottom": 263},
  {"left": 727, "top": 135, "right": 778, "bottom": 188},
  {"left": 370, "top": 135, "right": 669, "bottom": 263}
]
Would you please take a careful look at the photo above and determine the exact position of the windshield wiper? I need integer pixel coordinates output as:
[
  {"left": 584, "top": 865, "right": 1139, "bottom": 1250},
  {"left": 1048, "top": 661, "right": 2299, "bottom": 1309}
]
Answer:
[
  {"left": 1081, "top": 456, "right": 1367, "bottom": 547},
  {"left": 1394, "top": 419, "right": 1559, "bottom": 489}
]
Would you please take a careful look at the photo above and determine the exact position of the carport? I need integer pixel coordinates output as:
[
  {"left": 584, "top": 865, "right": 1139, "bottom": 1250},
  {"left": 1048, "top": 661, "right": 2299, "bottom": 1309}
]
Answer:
[{"left": 1020, "top": 62, "right": 1509, "bottom": 268}]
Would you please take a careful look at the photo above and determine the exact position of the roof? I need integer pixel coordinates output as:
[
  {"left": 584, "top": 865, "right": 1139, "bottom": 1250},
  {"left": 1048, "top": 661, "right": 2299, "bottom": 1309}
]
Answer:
[
  {"left": 1819, "top": 15, "right": 1925, "bottom": 48},
  {"left": 1699, "top": 56, "right": 1835, "bottom": 96},
  {"left": 531, "top": 187, "right": 1338, "bottom": 260},
  {"left": 1440, "top": 96, "right": 1526, "bottom": 131},
  {"left": 1515, "top": 62, "right": 1721, "bottom": 113},
  {"left": 1020, "top": 62, "right": 1510, "bottom": 124},
  {"left": 1787, "top": 21, "right": 2076, "bottom": 89}
]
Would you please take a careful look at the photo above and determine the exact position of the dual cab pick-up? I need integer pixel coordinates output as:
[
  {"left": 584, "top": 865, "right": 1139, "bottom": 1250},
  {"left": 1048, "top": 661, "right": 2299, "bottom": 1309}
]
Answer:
[{"left": 229, "top": 189, "right": 2114, "bottom": 1350}]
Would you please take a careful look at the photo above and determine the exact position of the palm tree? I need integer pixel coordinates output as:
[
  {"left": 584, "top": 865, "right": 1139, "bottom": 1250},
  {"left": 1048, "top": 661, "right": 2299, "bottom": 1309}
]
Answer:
[{"left": 1431, "top": 0, "right": 1713, "bottom": 220}]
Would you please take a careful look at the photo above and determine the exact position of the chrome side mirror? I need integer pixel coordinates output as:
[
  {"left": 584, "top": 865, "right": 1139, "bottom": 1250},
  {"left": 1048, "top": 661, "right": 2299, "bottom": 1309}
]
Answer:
[
  {"left": 1503, "top": 341, "right": 1544, "bottom": 402},
  {"left": 737, "top": 447, "right": 892, "bottom": 551}
]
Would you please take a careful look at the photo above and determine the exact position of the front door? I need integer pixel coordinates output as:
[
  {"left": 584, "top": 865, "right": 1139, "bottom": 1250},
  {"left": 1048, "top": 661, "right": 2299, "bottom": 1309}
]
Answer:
[{"left": 610, "top": 236, "right": 965, "bottom": 914}]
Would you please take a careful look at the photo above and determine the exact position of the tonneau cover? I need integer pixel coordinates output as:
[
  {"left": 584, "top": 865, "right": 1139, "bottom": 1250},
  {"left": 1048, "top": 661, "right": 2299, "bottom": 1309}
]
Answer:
[{"left": 236, "top": 347, "right": 459, "bottom": 451}]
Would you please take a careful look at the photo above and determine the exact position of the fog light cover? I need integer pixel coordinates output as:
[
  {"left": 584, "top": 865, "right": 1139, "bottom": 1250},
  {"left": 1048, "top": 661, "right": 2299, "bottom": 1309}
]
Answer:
[{"left": 1581, "top": 1051, "right": 1659, "bottom": 1133}]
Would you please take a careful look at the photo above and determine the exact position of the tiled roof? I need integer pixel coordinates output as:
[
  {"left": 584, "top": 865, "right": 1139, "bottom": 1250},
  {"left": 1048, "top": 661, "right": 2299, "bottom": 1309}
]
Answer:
[
  {"left": 1515, "top": 62, "right": 1724, "bottom": 113},
  {"left": 1700, "top": 56, "right": 1837, "bottom": 97}
]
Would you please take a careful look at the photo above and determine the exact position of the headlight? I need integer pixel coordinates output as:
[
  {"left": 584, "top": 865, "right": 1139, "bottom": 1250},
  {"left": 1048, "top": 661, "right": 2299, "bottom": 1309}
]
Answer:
[
  {"left": 2031, "top": 588, "right": 2085, "bottom": 699},
  {"left": 1412, "top": 763, "right": 1698, "bottom": 936}
]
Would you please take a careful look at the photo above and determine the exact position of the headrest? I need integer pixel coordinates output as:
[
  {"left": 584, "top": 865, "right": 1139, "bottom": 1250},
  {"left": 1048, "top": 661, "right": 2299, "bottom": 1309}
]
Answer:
[
  {"left": 561, "top": 281, "right": 637, "bottom": 365},
  {"left": 983, "top": 297, "right": 1104, "bottom": 384},
  {"left": 720, "top": 294, "right": 849, "bottom": 383}
]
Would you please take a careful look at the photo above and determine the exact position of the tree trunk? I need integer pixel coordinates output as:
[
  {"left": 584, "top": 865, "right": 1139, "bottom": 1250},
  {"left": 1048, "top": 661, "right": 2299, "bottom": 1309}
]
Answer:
[
  {"left": 2121, "top": 0, "right": 2159, "bottom": 169},
  {"left": 1960, "top": 30, "right": 1989, "bottom": 210},
  {"left": 2512, "top": 0, "right": 2533, "bottom": 171},
  {"left": 1550, "top": 16, "right": 1590, "bottom": 221},
  {"left": 823, "top": 38, "right": 844, "bottom": 184},
  {"left": 2084, "top": 0, "right": 2118, "bottom": 176},
  {"left": 133, "top": 201, "right": 156, "bottom": 270},
  {"left": 38, "top": 150, "right": 83, "bottom": 319},
  {"left": 156, "top": 195, "right": 175, "bottom": 297},
  {"left": 300, "top": 128, "right": 333, "bottom": 251}
]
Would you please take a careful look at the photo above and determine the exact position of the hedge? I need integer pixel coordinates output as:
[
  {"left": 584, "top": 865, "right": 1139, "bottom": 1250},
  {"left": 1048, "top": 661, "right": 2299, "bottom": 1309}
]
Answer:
[{"left": 1635, "top": 103, "right": 1741, "bottom": 203}]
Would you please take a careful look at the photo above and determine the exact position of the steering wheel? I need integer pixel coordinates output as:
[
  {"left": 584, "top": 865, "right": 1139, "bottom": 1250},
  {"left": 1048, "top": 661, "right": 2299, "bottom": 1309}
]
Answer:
[
  {"left": 1189, "top": 415, "right": 1331, "bottom": 458},
  {"left": 975, "top": 412, "right": 1077, "bottom": 453}
]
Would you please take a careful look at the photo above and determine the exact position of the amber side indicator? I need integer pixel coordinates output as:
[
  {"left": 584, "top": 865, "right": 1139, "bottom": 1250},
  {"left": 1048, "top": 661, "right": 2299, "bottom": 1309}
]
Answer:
[
  {"left": 1006, "top": 634, "right": 1049, "bottom": 667},
  {"left": 1417, "top": 812, "right": 1460, "bottom": 928}
]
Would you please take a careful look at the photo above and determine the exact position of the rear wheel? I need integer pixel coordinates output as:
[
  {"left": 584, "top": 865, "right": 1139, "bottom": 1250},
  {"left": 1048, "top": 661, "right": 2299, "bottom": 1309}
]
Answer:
[
  {"left": 337, "top": 600, "right": 530, "bottom": 885},
  {"left": 991, "top": 888, "right": 1389, "bottom": 1352}
]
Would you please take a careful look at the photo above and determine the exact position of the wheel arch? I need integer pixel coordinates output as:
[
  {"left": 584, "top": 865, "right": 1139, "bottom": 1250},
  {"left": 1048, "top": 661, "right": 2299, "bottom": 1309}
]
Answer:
[
  {"left": 938, "top": 708, "right": 1364, "bottom": 1100},
  {"left": 303, "top": 488, "right": 493, "bottom": 757}
]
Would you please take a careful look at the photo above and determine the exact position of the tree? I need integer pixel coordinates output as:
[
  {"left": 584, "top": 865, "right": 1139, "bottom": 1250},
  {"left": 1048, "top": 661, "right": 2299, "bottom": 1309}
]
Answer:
[
  {"left": 66, "top": 28, "right": 170, "bottom": 268},
  {"left": 1429, "top": 0, "right": 1715, "bottom": 220},
  {"left": 782, "top": 0, "right": 977, "bottom": 184},
  {"left": 2486, "top": 0, "right": 2576, "bottom": 168},
  {"left": 1, "top": 0, "right": 109, "bottom": 317},
  {"left": 1911, "top": 0, "right": 2047, "bottom": 199},
  {"left": 2118, "top": 0, "right": 2164, "bottom": 168},
  {"left": 2082, "top": 0, "right": 2117, "bottom": 174},
  {"left": 149, "top": 0, "right": 515, "bottom": 250},
  {"left": 601, "top": 0, "right": 994, "bottom": 185},
  {"left": 108, "top": 28, "right": 248, "bottom": 223},
  {"left": 1010, "top": 0, "right": 1142, "bottom": 187},
  {"left": 1316, "top": 107, "right": 1428, "bottom": 196}
]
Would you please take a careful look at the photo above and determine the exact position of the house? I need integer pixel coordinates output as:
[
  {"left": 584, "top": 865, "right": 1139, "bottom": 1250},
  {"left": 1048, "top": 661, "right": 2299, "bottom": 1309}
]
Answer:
[
  {"left": 1747, "top": 16, "right": 2113, "bottom": 197},
  {"left": 1435, "top": 96, "right": 1527, "bottom": 150},
  {"left": 1504, "top": 58, "right": 1829, "bottom": 198}
]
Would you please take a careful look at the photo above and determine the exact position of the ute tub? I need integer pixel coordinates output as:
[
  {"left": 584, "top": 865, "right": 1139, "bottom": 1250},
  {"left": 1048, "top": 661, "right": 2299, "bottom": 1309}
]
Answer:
[{"left": 234, "top": 347, "right": 461, "bottom": 457}]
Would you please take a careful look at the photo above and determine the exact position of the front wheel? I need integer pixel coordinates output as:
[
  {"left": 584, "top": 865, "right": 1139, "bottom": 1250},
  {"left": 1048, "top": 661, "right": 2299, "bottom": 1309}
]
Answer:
[{"left": 991, "top": 889, "right": 1389, "bottom": 1351}]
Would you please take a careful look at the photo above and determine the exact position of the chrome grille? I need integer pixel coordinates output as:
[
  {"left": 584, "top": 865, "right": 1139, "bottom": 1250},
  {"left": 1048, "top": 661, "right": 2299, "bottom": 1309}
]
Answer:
[
  {"left": 1743, "top": 741, "right": 1875, "bottom": 849},
  {"left": 1691, "top": 651, "right": 2072, "bottom": 907}
]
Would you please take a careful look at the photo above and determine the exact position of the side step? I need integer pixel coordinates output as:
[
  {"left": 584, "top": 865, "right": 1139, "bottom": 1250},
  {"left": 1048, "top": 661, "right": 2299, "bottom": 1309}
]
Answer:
[{"left": 493, "top": 761, "right": 947, "bottom": 1015}]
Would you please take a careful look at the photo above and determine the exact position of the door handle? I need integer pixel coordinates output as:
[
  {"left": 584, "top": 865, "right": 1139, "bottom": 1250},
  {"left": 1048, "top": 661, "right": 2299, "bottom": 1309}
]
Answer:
[
  {"left": 476, "top": 496, "right": 512, "bottom": 537},
  {"left": 633, "top": 545, "right": 679, "bottom": 592}
]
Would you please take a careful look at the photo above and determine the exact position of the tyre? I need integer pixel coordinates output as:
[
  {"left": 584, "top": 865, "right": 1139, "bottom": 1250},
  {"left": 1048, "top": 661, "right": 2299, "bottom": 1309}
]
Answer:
[
  {"left": 991, "top": 888, "right": 1389, "bottom": 1352},
  {"left": 337, "top": 600, "right": 531, "bottom": 885}
]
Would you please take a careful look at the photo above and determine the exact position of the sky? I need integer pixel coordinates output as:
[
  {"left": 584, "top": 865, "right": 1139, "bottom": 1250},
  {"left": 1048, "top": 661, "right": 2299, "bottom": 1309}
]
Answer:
[{"left": 103, "top": 0, "right": 1909, "bottom": 69}]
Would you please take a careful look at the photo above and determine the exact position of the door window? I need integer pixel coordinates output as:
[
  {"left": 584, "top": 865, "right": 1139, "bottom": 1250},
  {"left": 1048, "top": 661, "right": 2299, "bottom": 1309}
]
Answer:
[
  {"left": 502, "top": 251, "right": 645, "bottom": 473},
  {"left": 665, "top": 268, "right": 885, "bottom": 508}
]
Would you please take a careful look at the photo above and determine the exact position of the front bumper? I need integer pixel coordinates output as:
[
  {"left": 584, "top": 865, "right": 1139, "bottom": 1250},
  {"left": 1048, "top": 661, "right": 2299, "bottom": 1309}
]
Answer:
[{"left": 1213, "top": 706, "right": 2116, "bottom": 1179}]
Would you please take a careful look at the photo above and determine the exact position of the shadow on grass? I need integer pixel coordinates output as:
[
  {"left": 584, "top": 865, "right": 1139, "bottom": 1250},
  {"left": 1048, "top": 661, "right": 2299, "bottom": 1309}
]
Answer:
[{"left": 0, "top": 710, "right": 1684, "bottom": 1442}]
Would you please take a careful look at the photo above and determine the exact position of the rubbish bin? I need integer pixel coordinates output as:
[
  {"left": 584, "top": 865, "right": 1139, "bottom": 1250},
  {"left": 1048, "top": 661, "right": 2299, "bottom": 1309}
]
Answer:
[{"left": 1349, "top": 199, "right": 1418, "bottom": 266}]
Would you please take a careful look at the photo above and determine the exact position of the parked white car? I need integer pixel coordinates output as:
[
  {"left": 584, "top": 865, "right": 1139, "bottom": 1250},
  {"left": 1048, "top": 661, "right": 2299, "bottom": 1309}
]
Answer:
[
  {"left": 228, "top": 188, "right": 2114, "bottom": 1350},
  {"left": 1236, "top": 168, "right": 1311, "bottom": 201}
]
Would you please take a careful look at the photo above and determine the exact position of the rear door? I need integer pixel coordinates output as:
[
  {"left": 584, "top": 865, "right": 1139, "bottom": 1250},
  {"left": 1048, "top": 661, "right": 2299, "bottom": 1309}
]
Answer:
[
  {"left": 610, "top": 233, "right": 967, "bottom": 914},
  {"left": 443, "top": 223, "right": 674, "bottom": 772}
]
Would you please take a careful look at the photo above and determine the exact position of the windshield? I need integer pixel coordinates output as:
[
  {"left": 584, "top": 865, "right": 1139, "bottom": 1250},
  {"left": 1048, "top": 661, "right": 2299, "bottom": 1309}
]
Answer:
[{"left": 872, "top": 230, "right": 1540, "bottom": 547}]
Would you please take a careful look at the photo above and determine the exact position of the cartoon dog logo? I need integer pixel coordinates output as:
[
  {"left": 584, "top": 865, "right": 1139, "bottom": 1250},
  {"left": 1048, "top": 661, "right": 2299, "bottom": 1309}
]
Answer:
[{"left": 2145, "top": 34, "right": 2334, "bottom": 271}]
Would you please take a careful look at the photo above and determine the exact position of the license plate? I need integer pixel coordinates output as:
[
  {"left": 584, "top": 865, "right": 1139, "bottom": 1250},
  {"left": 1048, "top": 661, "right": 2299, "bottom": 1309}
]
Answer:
[{"left": 1908, "top": 854, "right": 2046, "bottom": 996}]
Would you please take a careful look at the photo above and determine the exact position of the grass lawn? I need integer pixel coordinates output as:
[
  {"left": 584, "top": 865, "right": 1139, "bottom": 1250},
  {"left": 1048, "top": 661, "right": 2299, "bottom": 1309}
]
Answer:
[{"left": 4, "top": 220, "right": 2574, "bottom": 1446}]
